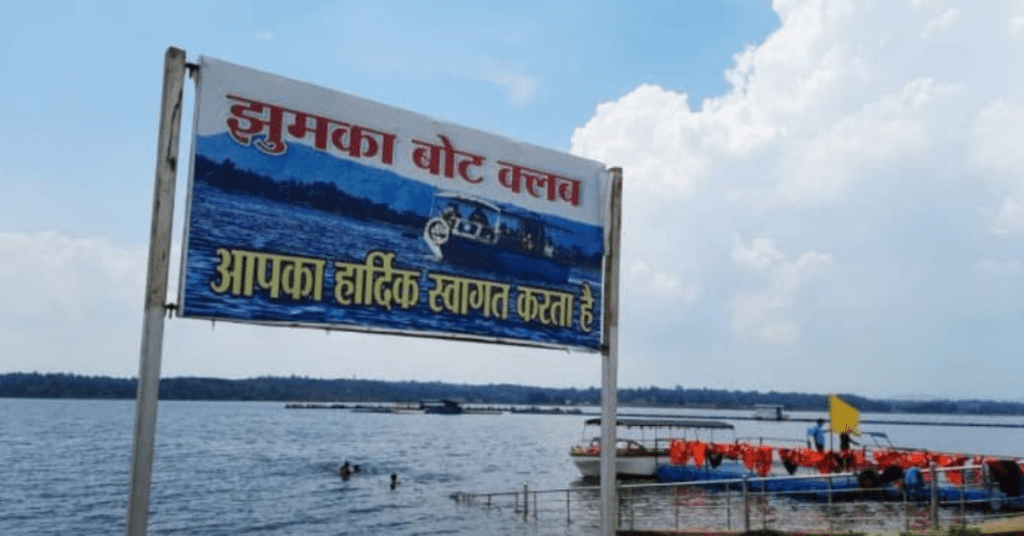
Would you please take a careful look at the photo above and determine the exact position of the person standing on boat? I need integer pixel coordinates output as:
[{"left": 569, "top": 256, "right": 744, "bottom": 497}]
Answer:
[
  {"left": 839, "top": 431, "right": 858, "bottom": 451},
  {"left": 837, "top": 431, "right": 859, "bottom": 471},
  {"left": 807, "top": 419, "right": 826, "bottom": 452}
]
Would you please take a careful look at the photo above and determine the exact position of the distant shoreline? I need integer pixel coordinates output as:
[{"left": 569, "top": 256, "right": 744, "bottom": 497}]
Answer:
[{"left": 2, "top": 372, "right": 1023, "bottom": 416}]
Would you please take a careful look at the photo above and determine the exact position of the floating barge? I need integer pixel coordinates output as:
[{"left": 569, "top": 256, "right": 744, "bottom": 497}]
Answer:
[{"left": 284, "top": 402, "right": 583, "bottom": 415}]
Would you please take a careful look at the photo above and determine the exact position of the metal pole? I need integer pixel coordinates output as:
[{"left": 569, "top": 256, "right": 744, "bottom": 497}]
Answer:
[
  {"left": 726, "top": 486, "right": 732, "bottom": 531},
  {"left": 523, "top": 483, "right": 529, "bottom": 519},
  {"left": 599, "top": 168, "right": 623, "bottom": 536},
  {"left": 761, "top": 479, "right": 767, "bottom": 530},
  {"left": 930, "top": 463, "right": 940, "bottom": 529},
  {"left": 566, "top": 489, "right": 571, "bottom": 525},
  {"left": 125, "top": 46, "right": 186, "bottom": 536},
  {"left": 827, "top": 474, "right": 834, "bottom": 531},
  {"left": 674, "top": 486, "right": 679, "bottom": 528},
  {"left": 743, "top": 475, "right": 750, "bottom": 533},
  {"left": 904, "top": 487, "right": 910, "bottom": 533},
  {"left": 629, "top": 486, "right": 635, "bottom": 530},
  {"left": 959, "top": 468, "right": 966, "bottom": 523}
]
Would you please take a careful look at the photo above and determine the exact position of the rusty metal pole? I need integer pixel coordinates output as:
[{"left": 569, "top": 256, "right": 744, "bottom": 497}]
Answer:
[{"left": 125, "top": 46, "right": 186, "bottom": 536}]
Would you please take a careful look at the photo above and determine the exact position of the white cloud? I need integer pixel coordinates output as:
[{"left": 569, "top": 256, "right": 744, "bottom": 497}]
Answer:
[
  {"left": 730, "top": 237, "right": 834, "bottom": 345},
  {"left": 572, "top": 85, "right": 709, "bottom": 197},
  {"left": 923, "top": 8, "right": 961, "bottom": 37},
  {"left": 975, "top": 258, "right": 1021, "bottom": 275},
  {"left": 732, "top": 236, "right": 784, "bottom": 271},
  {"left": 481, "top": 67, "right": 539, "bottom": 107},
  {"left": 972, "top": 99, "right": 1024, "bottom": 235},
  {"left": 0, "top": 232, "right": 146, "bottom": 373},
  {"left": 0, "top": 232, "right": 144, "bottom": 319},
  {"left": 575, "top": 0, "right": 1020, "bottom": 212},
  {"left": 628, "top": 261, "right": 699, "bottom": 303},
  {"left": 1011, "top": 16, "right": 1024, "bottom": 38},
  {"left": 572, "top": 0, "right": 1024, "bottom": 397}
]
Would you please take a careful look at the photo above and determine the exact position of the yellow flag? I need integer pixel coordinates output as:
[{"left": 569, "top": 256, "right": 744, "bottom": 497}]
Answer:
[{"left": 828, "top": 394, "right": 860, "bottom": 435}]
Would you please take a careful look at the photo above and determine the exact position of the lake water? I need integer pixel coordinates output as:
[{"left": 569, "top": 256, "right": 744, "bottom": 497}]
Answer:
[{"left": 3, "top": 398, "right": 1024, "bottom": 535}]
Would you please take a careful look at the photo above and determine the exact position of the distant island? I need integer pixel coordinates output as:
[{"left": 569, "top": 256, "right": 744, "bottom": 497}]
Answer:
[{"left": 1, "top": 372, "right": 1022, "bottom": 416}]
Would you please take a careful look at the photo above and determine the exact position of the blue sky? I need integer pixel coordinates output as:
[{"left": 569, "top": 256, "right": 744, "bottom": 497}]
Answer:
[{"left": 3, "top": 0, "right": 1023, "bottom": 401}]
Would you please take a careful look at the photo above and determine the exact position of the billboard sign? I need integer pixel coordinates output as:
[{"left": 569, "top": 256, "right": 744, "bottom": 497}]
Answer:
[{"left": 179, "top": 56, "right": 611, "bottom": 351}]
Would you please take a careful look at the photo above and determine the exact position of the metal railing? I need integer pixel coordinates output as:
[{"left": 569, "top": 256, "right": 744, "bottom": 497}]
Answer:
[{"left": 451, "top": 464, "right": 1023, "bottom": 534}]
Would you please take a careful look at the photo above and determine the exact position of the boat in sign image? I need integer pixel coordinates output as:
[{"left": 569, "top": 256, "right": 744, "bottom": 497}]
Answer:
[{"left": 422, "top": 191, "right": 572, "bottom": 284}]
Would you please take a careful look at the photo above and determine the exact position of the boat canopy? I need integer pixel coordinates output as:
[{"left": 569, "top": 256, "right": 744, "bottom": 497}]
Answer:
[
  {"left": 584, "top": 418, "right": 734, "bottom": 430},
  {"left": 433, "top": 191, "right": 501, "bottom": 213}
]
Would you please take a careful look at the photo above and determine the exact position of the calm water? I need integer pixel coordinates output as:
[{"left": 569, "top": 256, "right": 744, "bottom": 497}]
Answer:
[
  {"left": 3, "top": 399, "right": 1024, "bottom": 535},
  {"left": 1, "top": 399, "right": 591, "bottom": 536}
]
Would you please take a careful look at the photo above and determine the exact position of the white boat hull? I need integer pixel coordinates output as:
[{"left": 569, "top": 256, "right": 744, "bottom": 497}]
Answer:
[{"left": 570, "top": 453, "right": 666, "bottom": 478}]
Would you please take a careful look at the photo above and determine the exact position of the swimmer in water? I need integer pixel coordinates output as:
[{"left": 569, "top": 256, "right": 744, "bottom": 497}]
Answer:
[{"left": 390, "top": 473, "right": 399, "bottom": 490}]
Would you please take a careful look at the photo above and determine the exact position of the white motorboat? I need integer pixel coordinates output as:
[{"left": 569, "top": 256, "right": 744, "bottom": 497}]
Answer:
[{"left": 569, "top": 417, "right": 735, "bottom": 479}]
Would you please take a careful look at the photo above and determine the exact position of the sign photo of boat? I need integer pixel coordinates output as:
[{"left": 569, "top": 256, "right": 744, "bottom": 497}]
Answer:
[{"left": 422, "top": 191, "right": 602, "bottom": 285}]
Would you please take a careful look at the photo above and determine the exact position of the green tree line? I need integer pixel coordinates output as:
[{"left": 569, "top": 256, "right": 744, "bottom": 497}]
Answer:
[{"left": 2, "top": 373, "right": 1023, "bottom": 415}]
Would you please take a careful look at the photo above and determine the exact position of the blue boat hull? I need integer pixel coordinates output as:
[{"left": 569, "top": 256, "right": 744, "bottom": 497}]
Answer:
[
  {"left": 440, "top": 236, "right": 570, "bottom": 284},
  {"left": 655, "top": 463, "right": 1024, "bottom": 509}
]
